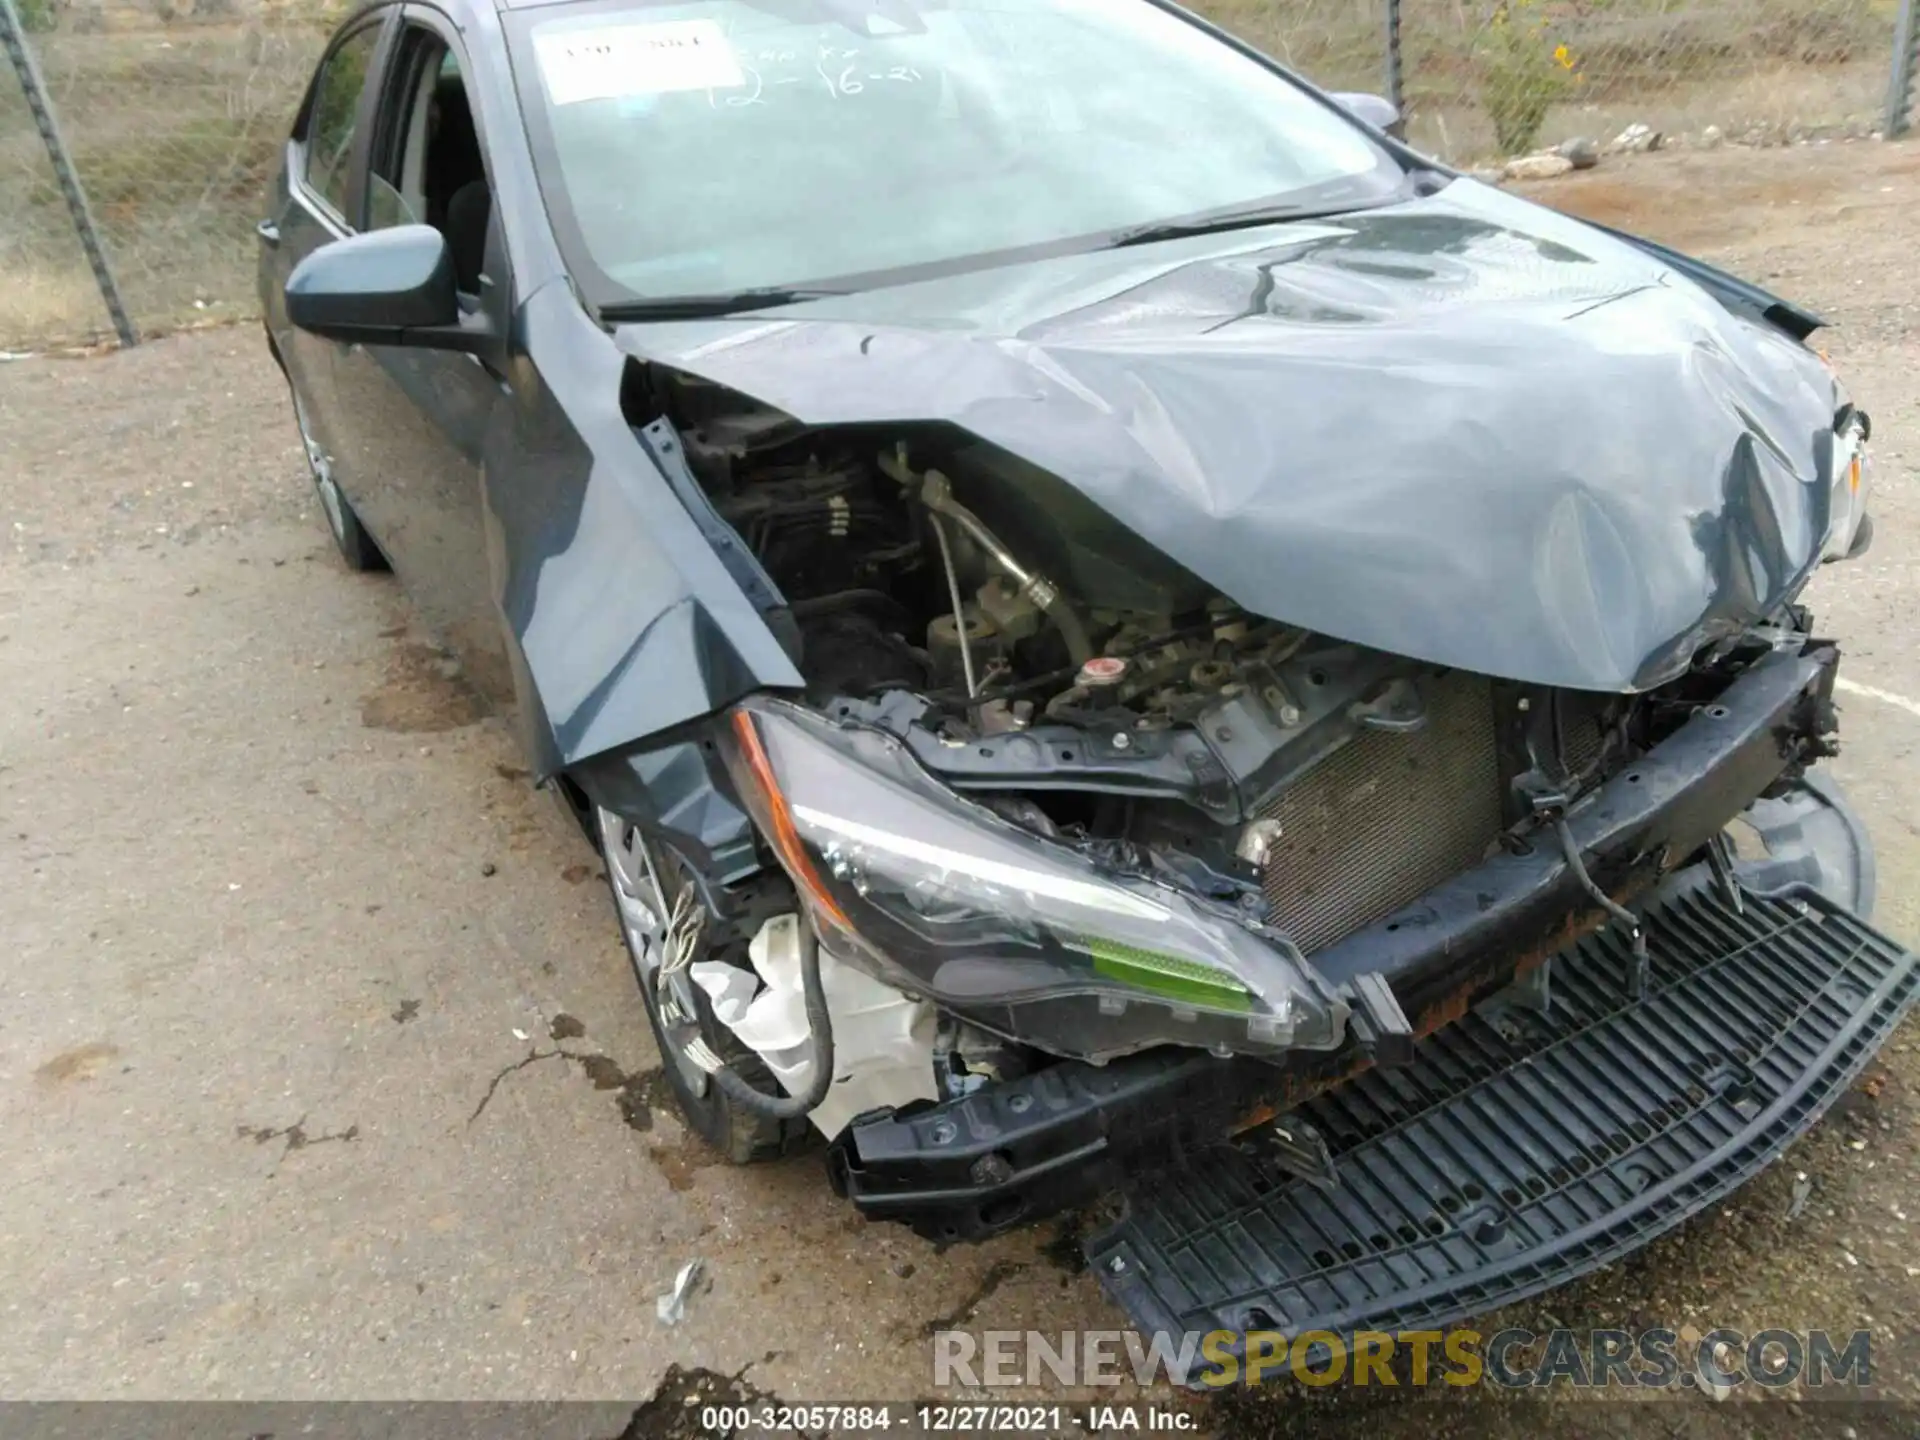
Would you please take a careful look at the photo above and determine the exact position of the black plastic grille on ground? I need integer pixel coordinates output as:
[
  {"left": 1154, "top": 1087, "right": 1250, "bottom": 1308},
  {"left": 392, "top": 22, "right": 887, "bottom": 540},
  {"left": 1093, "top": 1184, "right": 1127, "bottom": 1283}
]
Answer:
[{"left": 1088, "top": 886, "right": 1919, "bottom": 1359}]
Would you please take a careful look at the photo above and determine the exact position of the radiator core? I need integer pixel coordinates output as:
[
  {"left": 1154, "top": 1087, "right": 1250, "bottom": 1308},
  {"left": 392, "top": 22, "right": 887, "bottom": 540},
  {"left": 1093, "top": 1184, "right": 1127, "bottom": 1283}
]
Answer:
[{"left": 1259, "top": 672, "right": 1505, "bottom": 955}]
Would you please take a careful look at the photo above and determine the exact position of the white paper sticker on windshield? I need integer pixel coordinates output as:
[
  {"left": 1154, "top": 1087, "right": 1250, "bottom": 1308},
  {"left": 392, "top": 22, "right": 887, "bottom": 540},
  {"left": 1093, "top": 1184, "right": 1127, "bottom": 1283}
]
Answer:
[{"left": 535, "top": 19, "right": 744, "bottom": 105}]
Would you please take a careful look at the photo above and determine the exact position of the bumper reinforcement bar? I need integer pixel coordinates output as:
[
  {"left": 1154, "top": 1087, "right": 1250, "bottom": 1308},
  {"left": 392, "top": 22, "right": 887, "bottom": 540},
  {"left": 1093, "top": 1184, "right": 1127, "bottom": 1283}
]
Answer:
[{"left": 1085, "top": 883, "right": 1917, "bottom": 1375}]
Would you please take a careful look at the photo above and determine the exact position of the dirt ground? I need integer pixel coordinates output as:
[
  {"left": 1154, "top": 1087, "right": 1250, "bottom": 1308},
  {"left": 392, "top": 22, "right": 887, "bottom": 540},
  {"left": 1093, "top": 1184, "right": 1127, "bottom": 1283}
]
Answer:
[{"left": 2, "top": 140, "right": 1918, "bottom": 1434}]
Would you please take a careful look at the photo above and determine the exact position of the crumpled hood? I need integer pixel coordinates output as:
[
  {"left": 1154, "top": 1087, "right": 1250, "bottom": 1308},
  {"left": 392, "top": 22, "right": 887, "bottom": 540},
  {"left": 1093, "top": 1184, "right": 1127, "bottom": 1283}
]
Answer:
[{"left": 616, "top": 180, "right": 1840, "bottom": 692}]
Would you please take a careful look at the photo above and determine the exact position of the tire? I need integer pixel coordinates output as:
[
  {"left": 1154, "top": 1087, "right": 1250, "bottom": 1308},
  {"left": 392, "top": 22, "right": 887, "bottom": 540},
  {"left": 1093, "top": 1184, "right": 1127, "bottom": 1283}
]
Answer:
[
  {"left": 596, "top": 806, "right": 811, "bottom": 1164},
  {"left": 291, "top": 389, "right": 386, "bottom": 572}
]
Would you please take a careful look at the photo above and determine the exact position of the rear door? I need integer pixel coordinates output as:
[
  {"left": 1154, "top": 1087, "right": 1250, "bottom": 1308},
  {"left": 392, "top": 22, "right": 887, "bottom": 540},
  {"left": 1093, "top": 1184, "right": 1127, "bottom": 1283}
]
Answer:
[
  {"left": 259, "top": 10, "right": 392, "bottom": 476},
  {"left": 323, "top": 8, "right": 517, "bottom": 702}
]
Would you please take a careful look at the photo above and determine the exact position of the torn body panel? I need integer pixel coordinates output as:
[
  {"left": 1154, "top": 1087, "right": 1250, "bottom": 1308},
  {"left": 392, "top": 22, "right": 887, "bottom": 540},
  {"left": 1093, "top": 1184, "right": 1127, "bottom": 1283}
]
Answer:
[
  {"left": 483, "top": 282, "right": 800, "bottom": 779},
  {"left": 615, "top": 179, "right": 1840, "bottom": 696},
  {"left": 496, "top": 182, "right": 1845, "bottom": 785},
  {"left": 829, "top": 638, "right": 1847, "bottom": 1238},
  {"left": 526, "top": 203, "right": 1854, "bottom": 1075}
]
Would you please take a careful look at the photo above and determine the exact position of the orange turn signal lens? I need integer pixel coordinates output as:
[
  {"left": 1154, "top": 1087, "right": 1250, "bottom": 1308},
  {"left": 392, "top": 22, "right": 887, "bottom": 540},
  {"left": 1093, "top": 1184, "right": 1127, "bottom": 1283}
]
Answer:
[{"left": 729, "top": 708, "right": 851, "bottom": 931}]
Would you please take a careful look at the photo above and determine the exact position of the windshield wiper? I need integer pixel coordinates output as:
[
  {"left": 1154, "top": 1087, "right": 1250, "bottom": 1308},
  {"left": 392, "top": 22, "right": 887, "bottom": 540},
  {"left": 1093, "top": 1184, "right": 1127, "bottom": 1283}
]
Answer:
[
  {"left": 1105, "top": 200, "right": 1380, "bottom": 251},
  {"left": 600, "top": 287, "right": 850, "bottom": 322},
  {"left": 1106, "top": 166, "right": 1452, "bottom": 253}
]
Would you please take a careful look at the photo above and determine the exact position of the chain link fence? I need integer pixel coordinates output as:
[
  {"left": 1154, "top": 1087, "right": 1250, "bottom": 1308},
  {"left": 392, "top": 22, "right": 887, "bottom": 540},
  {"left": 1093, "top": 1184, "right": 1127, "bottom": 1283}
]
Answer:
[
  {"left": 2, "top": 0, "right": 1915, "bottom": 351},
  {"left": 1, "top": 0, "right": 341, "bottom": 349},
  {"left": 1892, "top": 0, "right": 1920, "bottom": 133},
  {"left": 1205, "top": 0, "right": 1907, "bottom": 157},
  {"left": 1404, "top": 0, "right": 1905, "bottom": 162}
]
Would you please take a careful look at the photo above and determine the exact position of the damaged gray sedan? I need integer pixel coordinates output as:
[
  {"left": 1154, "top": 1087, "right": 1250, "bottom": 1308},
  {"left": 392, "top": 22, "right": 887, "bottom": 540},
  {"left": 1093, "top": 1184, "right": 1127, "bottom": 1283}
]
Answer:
[{"left": 260, "top": 0, "right": 1911, "bottom": 1364}]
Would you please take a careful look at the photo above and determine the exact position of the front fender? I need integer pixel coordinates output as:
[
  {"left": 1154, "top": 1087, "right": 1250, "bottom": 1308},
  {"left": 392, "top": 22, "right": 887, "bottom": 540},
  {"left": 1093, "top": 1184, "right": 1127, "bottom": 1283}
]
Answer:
[{"left": 485, "top": 282, "right": 803, "bottom": 778}]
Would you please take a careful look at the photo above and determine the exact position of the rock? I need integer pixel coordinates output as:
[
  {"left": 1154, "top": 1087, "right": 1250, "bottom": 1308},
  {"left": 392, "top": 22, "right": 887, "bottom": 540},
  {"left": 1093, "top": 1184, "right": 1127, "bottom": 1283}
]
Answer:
[
  {"left": 1505, "top": 153, "right": 1574, "bottom": 181},
  {"left": 1787, "top": 1172, "right": 1813, "bottom": 1219},
  {"left": 1557, "top": 136, "right": 1600, "bottom": 169},
  {"left": 1466, "top": 165, "right": 1507, "bottom": 186},
  {"left": 1700, "top": 1340, "right": 1739, "bottom": 1401},
  {"left": 1701, "top": 124, "right": 1724, "bottom": 148},
  {"left": 1608, "top": 122, "right": 1663, "bottom": 154}
]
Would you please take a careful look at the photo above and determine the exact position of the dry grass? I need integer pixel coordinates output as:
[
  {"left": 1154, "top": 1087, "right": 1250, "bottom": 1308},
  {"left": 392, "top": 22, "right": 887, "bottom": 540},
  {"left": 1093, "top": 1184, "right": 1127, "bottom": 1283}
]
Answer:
[
  {"left": 0, "top": 252, "right": 116, "bottom": 351},
  {"left": 1407, "top": 54, "right": 1890, "bottom": 158},
  {"left": 1191, "top": 0, "right": 1897, "bottom": 155},
  {"left": 1, "top": 11, "right": 326, "bottom": 347}
]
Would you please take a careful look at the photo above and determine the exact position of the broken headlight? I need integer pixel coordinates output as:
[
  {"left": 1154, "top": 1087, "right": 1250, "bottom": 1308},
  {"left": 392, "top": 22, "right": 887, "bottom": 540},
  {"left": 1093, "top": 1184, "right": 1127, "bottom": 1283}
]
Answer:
[
  {"left": 1821, "top": 411, "right": 1872, "bottom": 563},
  {"left": 721, "top": 698, "right": 1348, "bottom": 1065}
]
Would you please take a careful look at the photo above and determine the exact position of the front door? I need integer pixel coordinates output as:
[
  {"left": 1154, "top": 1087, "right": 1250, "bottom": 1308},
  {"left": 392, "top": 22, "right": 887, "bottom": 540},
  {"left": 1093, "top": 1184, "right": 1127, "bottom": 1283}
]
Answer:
[
  {"left": 325, "top": 13, "right": 517, "bottom": 704},
  {"left": 259, "top": 11, "right": 390, "bottom": 506}
]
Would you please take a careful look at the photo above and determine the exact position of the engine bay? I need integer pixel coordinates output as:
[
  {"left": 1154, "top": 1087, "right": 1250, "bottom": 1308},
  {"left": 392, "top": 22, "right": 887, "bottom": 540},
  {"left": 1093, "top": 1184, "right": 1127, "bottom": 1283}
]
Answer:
[{"left": 634, "top": 367, "right": 1790, "bottom": 955}]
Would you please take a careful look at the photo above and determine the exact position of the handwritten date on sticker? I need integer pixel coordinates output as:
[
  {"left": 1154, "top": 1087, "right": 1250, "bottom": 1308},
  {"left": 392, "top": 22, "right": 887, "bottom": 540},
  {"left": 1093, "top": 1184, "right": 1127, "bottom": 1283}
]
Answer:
[{"left": 534, "top": 18, "right": 745, "bottom": 105}]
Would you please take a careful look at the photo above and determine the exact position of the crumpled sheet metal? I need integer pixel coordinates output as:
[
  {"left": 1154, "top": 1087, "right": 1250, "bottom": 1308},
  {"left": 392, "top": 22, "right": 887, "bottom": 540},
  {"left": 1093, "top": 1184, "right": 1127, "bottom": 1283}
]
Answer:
[{"left": 619, "top": 180, "right": 1837, "bottom": 694}]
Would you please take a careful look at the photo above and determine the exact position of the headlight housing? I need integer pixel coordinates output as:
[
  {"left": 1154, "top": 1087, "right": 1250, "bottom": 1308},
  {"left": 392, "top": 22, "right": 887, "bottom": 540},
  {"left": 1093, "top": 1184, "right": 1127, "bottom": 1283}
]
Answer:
[
  {"left": 1821, "top": 410, "right": 1872, "bottom": 563},
  {"left": 722, "top": 698, "right": 1349, "bottom": 1064}
]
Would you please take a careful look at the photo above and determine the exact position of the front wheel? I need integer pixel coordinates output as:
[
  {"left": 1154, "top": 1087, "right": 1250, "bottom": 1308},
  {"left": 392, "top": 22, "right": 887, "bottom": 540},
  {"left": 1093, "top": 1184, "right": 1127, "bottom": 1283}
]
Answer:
[{"left": 596, "top": 807, "right": 811, "bottom": 1164}]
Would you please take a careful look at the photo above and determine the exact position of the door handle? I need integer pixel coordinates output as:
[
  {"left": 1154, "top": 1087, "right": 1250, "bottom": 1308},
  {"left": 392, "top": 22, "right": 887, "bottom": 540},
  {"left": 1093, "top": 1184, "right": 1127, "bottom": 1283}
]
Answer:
[{"left": 256, "top": 218, "right": 281, "bottom": 248}]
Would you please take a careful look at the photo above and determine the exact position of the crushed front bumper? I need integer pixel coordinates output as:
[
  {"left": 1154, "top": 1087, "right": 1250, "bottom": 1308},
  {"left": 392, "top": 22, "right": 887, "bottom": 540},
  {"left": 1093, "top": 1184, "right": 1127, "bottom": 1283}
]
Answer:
[
  {"left": 826, "top": 637, "right": 1919, "bottom": 1345},
  {"left": 828, "top": 641, "right": 1918, "bottom": 1345},
  {"left": 830, "top": 645, "right": 1855, "bottom": 1241},
  {"left": 1089, "top": 881, "right": 1917, "bottom": 1368}
]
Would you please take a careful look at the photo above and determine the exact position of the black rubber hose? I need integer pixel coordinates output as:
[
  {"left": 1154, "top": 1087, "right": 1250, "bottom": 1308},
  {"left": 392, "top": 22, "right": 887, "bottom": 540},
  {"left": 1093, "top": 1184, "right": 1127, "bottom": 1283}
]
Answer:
[
  {"left": 1551, "top": 814, "right": 1653, "bottom": 997},
  {"left": 706, "top": 911, "right": 836, "bottom": 1119},
  {"left": 790, "top": 588, "right": 904, "bottom": 620}
]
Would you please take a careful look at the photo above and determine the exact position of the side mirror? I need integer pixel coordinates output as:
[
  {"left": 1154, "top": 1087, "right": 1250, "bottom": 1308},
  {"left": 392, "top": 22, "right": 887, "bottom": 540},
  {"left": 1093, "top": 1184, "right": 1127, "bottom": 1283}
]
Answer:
[
  {"left": 1330, "top": 91, "right": 1407, "bottom": 141},
  {"left": 286, "top": 224, "right": 495, "bottom": 356}
]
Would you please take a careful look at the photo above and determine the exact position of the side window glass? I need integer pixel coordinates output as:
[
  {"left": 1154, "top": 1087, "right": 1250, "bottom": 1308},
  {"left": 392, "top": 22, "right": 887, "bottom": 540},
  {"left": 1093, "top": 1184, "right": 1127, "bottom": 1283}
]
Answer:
[
  {"left": 370, "top": 32, "right": 491, "bottom": 294},
  {"left": 305, "top": 24, "right": 381, "bottom": 221},
  {"left": 366, "top": 175, "right": 419, "bottom": 232}
]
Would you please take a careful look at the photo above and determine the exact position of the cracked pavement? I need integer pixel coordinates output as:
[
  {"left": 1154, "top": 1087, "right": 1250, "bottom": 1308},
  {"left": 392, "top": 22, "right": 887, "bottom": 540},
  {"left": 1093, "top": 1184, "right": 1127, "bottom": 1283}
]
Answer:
[{"left": 2, "top": 140, "right": 1918, "bottom": 1429}]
